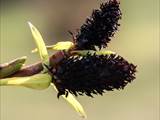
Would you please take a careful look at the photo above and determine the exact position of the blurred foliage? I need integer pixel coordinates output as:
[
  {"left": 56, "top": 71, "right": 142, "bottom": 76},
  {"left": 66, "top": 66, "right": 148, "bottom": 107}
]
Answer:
[{"left": 0, "top": 0, "right": 159, "bottom": 120}]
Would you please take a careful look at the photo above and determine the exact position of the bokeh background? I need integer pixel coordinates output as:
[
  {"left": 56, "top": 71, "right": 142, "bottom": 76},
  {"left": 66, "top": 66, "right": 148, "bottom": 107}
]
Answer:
[{"left": 0, "top": 0, "right": 159, "bottom": 120}]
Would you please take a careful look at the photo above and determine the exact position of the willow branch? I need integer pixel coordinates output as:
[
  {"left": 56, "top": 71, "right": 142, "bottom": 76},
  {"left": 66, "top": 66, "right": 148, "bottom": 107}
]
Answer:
[{"left": 0, "top": 51, "right": 66, "bottom": 79}]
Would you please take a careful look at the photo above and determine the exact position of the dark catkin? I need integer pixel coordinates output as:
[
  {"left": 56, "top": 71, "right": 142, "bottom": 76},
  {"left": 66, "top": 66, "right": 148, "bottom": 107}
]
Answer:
[
  {"left": 52, "top": 53, "right": 136, "bottom": 97},
  {"left": 75, "top": 0, "right": 122, "bottom": 50}
]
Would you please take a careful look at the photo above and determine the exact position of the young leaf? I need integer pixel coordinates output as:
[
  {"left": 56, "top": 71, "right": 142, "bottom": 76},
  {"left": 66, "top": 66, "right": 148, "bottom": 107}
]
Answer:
[
  {"left": 48, "top": 41, "right": 74, "bottom": 50},
  {"left": 51, "top": 83, "right": 87, "bottom": 118},
  {"left": 28, "top": 22, "right": 86, "bottom": 117},
  {"left": 71, "top": 50, "right": 115, "bottom": 56},
  {"left": 96, "top": 50, "right": 115, "bottom": 55},
  {"left": 31, "top": 41, "right": 74, "bottom": 53},
  {"left": 0, "top": 73, "right": 52, "bottom": 90},
  {"left": 62, "top": 92, "right": 87, "bottom": 118},
  {"left": 28, "top": 22, "right": 49, "bottom": 67}
]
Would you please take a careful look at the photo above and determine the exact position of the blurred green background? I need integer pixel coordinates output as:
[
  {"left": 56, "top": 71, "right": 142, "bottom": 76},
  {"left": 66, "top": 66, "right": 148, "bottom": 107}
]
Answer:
[{"left": 0, "top": 0, "right": 159, "bottom": 120}]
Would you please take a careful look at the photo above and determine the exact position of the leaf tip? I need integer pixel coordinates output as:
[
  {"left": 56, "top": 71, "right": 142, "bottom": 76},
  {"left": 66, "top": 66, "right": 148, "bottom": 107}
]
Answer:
[{"left": 27, "top": 21, "right": 33, "bottom": 28}]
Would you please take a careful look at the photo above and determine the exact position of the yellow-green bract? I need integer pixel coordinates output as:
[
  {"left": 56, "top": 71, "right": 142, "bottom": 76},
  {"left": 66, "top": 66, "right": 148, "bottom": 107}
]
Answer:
[
  {"left": 32, "top": 41, "right": 74, "bottom": 53},
  {"left": 28, "top": 22, "right": 49, "bottom": 67},
  {"left": 28, "top": 22, "right": 87, "bottom": 118},
  {"left": 0, "top": 73, "right": 52, "bottom": 90}
]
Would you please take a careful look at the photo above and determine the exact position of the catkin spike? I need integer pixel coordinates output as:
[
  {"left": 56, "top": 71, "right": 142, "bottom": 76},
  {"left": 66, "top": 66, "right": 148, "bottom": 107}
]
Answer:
[
  {"left": 51, "top": 53, "right": 136, "bottom": 97},
  {"left": 75, "top": 0, "right": 122, "bottom": 50}
]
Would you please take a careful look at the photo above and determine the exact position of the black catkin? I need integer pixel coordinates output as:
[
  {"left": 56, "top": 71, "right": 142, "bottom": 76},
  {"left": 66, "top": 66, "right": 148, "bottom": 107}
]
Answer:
[
  {"left": 75, "top": 0, "right": 122, "bottom": 50},
  {"left": 52, "top": 53, "right": 136, "bottom": 97}
]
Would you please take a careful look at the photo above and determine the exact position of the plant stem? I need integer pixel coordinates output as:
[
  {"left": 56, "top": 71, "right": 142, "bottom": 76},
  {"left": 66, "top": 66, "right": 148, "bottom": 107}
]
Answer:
[{"left": 0, "top": 51, "right": 66, "bottom": 79}]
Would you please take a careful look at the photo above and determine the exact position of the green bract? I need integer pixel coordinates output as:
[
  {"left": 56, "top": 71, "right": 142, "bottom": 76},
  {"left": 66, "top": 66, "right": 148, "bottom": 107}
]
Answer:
[
  {"left": 0, "top": 73, "right": 52, "bottom": 90},
  {"left": 71, "top": 50, "right": 115, "bottom": 56},
  {"left": 28, "top": 22, "right": 87, "bottom": 118},
  {"left": 28, "top": 22, "right": 49, "bottom": 67},
  {"left": 32, "top": 41, "right": 74, "bottom": 53},
  {"left": 51, "top": 83, "right": 87, "bottom": 118}
]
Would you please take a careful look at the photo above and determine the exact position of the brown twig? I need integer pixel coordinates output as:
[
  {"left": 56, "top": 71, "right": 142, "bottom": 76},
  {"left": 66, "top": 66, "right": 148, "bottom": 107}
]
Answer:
[{"left": 2, "top": 51, "right": 66, "bottom": 78}]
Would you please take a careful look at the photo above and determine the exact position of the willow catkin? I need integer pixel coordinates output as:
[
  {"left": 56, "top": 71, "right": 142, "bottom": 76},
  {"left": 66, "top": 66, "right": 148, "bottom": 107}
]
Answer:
[
  {"left": 75, "top": 0, "right": 122, "bottom": 50},
  {"left": 52, "top": 53, "right": 136, "bottom": 97}
]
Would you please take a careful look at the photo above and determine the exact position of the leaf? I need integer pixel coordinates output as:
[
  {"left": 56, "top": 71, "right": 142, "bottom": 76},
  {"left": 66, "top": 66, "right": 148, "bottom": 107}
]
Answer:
[
  {"left": 51, "top": 83, "right": 87, "bottom": 118},
  {"left": 28, "top": 22, "right": 86, "bottom": 117},
  {"left": 28, "top": 22, "right": 49, "bottom": 67},
  {"left": 96, "top": 50, "right": 115, "bottom": 55},
  {"left": 50, "top": 41, "right": 74, "bottom": 50},
  {"left": 31, "top": 41, "right": 74, "bottom": 53},
  {"left": 0, "top": 73, "right": 52, "bottom": 90},
  {"left": 71, "top": 50, "right": 115, "bottom": 56},
  {"left": 62, "top": 92, "right": 87, "bottom": 118},
  {"left": 0, "top": 56, "right": 27, "bottom": 78}
]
